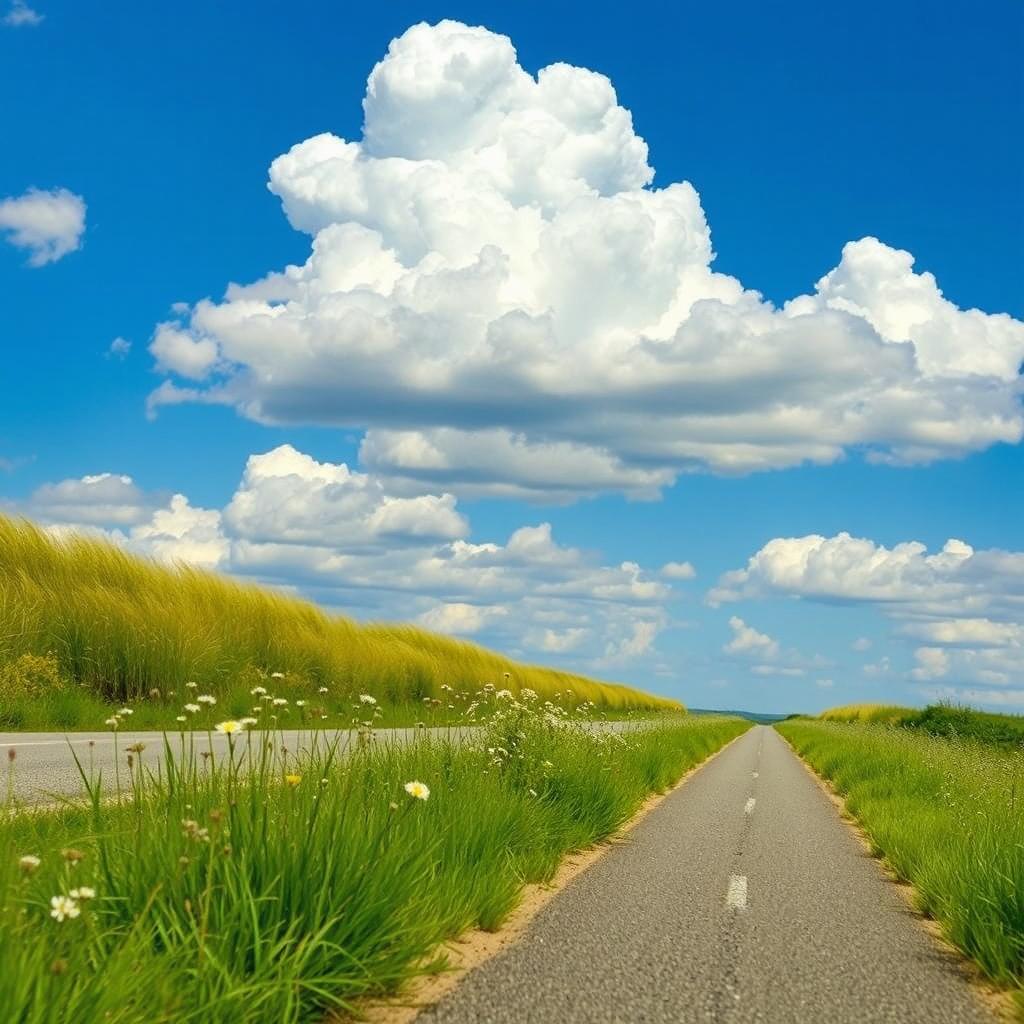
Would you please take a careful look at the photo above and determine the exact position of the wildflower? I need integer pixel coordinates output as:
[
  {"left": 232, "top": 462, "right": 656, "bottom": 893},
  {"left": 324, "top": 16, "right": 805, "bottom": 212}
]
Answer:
[
  {"left": 148, "top": 688, "right": 161, "bottom": 700},
  {"left": 19, "top": 854, "right": 40, "bottom": 874},
  {"left": 61, "top": 848, "right": 85, "bottom": 865},
  {"left": 105, "top": 717, "right": 120, "bottom": 728},
  {"left": 126, "top": 742, "right": 146, "bottom": 754},
  {"left": 404, "top": 780, "right": 430, "bottom": 801},
  {"left": 318, "top": 687, "right": 328, "bottom": 694},
  {"left": 503, "top": 672, "right": 511, "bottom": 680},
  {"left": 271, "top": 672, "right": 284, "bottom": 679},
  {"left": 251, "top": 685, "right": 267, "bottom": 696},
  {"left": 240, "top": 717, "right": 259, "bottom": 726},
  {"left": 118, "top": 708, "right": 134, "bottom": 716},
  {"left": 69, "top": 887, "right": 95, "bottom": 901},
  {"left": 183, "top": 703, "right": 200, "bottom": 714},
  {"left": 284, "top": 774, "right": 301, "bottom": 786},
  {"left": 528, "top": 789, "right": 538, "bottom": 797},
  {"left": 273, "top": 697, "right": 288, "bottom": 707},
  {"left": 359, "top": 694, "right": 377, "bottom": 705},
  {"left": 295, "top": 700, "right": 307, "bottom": 707},
  {"left": 176, "top": 715, "right": 186, "bottom": 723},
  {"left": 215, "top": 720, "right": 245, "bottom": 735},
  {"left": 185, "top": 681, "right": 198, "bottom": 689},
  {"left": 49, "top": 895, "right": 80, "bottom": 922},
  {"left": 197, "top": 694, "right": 216, "bottom": 705},
  {"left": 182, "top": 819, "right": 210, "bottom": 843},
  {"left": 496, "top": 689, "right": 513, "bottom": 700}
]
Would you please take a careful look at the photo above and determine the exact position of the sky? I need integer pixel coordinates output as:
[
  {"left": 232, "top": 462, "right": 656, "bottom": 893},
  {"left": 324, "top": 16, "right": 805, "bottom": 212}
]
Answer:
[{"left": 2, "top": 0, "right": 1022, "bottom": 714}]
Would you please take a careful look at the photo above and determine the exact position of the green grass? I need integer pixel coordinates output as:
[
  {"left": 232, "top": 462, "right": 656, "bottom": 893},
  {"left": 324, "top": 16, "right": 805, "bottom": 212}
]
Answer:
[
  {"left": 0, "top": 514, "right": 681, "bottom": 728},
  {"left": 818, "top": 703, "right": 914, "bottom": 725},
  {"left": 0, "top": 700, "right": 748, "bottom": 1023},
  {"left": 777, "top": 719, "right": 1024, "bottom": 1010},
  {"left": 818, "top": 702, "right": 1024, "bottom": 750}
]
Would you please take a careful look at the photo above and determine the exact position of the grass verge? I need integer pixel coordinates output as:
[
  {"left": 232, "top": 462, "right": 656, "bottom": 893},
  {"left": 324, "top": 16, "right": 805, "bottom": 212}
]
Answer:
[
  {"left": 1, "top": 697, "right": 747, "bottom": 1022},
  {"left": 777, "top": 719, "right": 1024, "bottom": 1013}
]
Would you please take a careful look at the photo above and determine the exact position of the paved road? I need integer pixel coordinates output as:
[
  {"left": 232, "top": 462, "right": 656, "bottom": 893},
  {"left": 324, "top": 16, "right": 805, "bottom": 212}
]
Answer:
[
  {"left": 0, "top": 721, "right": 642, "bottom": 804},
  {"left": 420, "top": 725, "right": 993, "bottom": 1024},
  {"left": 0, "top": 726, "right": 476, "bottom": 804}
]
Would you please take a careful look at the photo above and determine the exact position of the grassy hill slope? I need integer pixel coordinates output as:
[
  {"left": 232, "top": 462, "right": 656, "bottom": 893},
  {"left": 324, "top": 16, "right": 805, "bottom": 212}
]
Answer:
[{"left": 0, "top": 515, "right": 680, "bottom": 725}]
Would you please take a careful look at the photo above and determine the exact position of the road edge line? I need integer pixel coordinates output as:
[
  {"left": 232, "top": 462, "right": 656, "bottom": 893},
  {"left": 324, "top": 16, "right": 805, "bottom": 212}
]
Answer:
[
  {"left": 775, "top": 729, "right": 1018, "bottom": 1023},
  {"left": 351, "top": 725, "right": 752, "bottom": 1024}
]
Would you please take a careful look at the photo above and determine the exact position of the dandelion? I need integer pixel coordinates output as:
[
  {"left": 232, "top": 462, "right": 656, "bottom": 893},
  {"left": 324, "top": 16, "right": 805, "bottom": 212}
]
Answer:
[
  {"left": 105, "top": 717, "right": 120, "bottom": 729},
  {"left": 318, "top": 686, "right": 328, "bottom": 694},
  {"left": 295, "top": 700, "right": 307, "bottom": 708},
  {"left": 69, "top": 887, "right": 95, "bottom": 901},
  {"left": 118, "top": 708, "right": 134, "bottom": 716},
  {"left": 184, "top": 703, "right": 200, "bottom": 714},
  {"left": 359, "top": 694, "right": 377, "bottom": 706},
  {"left": 176, "top": 715, "right": 187, "bottom": 723},
  {"left": 404, "top": 780, "right": 430, "bottom": 801},
  {"left": 284, "top": 774, "right": 301, "bottom": 786},
  {"left": 49, "top": 895, "right": 80, "bottom": 922},
  {"left": 197, "top": 694, "right": 216, "bottom": 705},
  {"left": 19, "top": 854, "right": 40, "bottom": 874},
  {"left": 273, "top": 697, "right": 288, "bottom": 707},
  {"left": 214, "top": 720, "right": 245, "bottom": 735},
  {"left": 185, "top": 681, "right": 198, "bottom": 689},
  {"left": 240, "top": 717, "right": 259, "bottom": 726},
  {"left": 251, "top": 685, "right": 268, "bottom": 696},
  {"left": 271, "top": 672, "right": 285, "bottom": 679}
]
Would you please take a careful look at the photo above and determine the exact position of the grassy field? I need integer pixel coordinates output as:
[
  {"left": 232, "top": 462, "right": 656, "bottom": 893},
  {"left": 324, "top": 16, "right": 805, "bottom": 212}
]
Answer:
[
  {"left": 1, "top": 698, "right": 747, "bottom": 1022},
  {"left": 0, "top": 515, "right": 681, "bottom": 729},
  {"left": 777, "top": 719, "right": 1024, "bottom": 1009},
  {"left": 817, "top": 702, "right": 1024, "bottom": 748}
]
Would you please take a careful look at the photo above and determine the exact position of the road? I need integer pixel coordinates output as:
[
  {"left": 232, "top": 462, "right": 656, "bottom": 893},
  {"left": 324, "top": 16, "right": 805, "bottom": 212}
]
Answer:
[
  {"left": 0, "top": 725, "right": 475, "bottom": 804},
  {"left": 419, "top": 725, "right": 993, "bottom": 1024},
  {"left": 0, "top": 721, "right": 641, "bottom": 804}
]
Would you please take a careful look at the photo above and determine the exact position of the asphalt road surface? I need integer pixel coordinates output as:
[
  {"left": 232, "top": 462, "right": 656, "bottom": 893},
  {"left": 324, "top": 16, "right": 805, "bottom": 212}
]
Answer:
[
  {"left": 0, "top": 725, "right": 474, "bottom": 804},
  {"left": 419, "top": 725, "right": 993, "bottom": 1024}
]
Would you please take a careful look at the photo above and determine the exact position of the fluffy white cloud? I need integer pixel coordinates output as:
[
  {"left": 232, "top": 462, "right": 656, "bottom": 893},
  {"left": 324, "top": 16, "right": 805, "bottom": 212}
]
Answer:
[
  {"left": 724, "top": 616, "right": 779, "bottom": 659},
  {"left": 714, "top": 531, "right": 1024, "bottom": 693},
  {"left": 11, "top": 473, "right": 158, "bottom": 527},
  {"left": 224, "top": 444, "right": 467, "bottom": 547},
  {"left": 660, "top": 560, "right": 697, "bottom": 580},
  {"left": 146, "top": 20, "right": 1024, "bottom": 499},
  {"left": 130, "top": 495, "right": 229, "bottom": 568},
  {"left": 0, "top": 187, "right": 85, "bottom": 265},
  {"left": 2, "top": 1, "right": 42, "bottom": 27},
  {"left": 416, "top": 601, "right": 506, "bottom": 635},
  {"left": 8, "top": 445, "right": 676, "bottom": 669}
]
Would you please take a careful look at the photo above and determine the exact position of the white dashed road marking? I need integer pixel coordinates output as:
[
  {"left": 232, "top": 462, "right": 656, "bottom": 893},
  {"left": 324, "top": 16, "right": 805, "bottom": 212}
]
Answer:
[
  {"left": 751, "top": 771, "right": 759, "bottom": 779},
  {"left": 726, "top": 875, "right": 748, "bottom": 910}
]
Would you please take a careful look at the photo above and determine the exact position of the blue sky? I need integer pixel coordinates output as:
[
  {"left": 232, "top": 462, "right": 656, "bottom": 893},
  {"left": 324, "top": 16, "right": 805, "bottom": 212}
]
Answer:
[{"left": 2, "top": 0, "right": 1022, "bottom": 713}]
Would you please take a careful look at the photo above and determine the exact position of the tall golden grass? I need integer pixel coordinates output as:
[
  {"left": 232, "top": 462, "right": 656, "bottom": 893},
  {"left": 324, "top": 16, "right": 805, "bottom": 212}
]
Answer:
[
  {"left": 818, "top": 703, "right": 911, "bottom": 724},
  {"left": 0, "top": 514, "right": 680, "bottom": 711}
]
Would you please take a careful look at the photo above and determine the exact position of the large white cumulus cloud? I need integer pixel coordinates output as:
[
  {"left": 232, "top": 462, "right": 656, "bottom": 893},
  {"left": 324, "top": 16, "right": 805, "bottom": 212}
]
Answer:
[{"left": 147, "top": 20, "right": 1024, "bottom": 498}]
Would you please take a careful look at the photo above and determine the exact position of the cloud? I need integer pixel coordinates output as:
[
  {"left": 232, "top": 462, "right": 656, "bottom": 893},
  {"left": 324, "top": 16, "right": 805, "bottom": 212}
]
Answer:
[
  {"left": 8, "top": 445, "right": 674, "bottom": 669},
  {"left": 660, "top": 560, "right": 696, "bottom": 580},
  {"left": 3, "top": 1, "right": 42, "bottom": 27},
  {"left": 724, "top": 616, "right": 779, "bottom": 659},
  {"left": 416, "top": 601, "right": 506, "bottom": 635},
  {"left": 0, "top": 188, "right": 85, "bottom": 265},
  {"left": 143, "top": 20, "right": 1024, "bottom": 500},
  {"left": 851, "top": 636, "right": 872, "bottom": 651},
  {"left": 713, "top": 531, "right": 1024, "bottom": 691},
  {"left": 107, "top": 337, "right": 132, "bottom": 360}
]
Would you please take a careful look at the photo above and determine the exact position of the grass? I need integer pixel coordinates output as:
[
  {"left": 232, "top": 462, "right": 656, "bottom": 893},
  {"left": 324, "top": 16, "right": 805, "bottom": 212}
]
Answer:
[
  {"left": 777, "top": 719, "right": 1024, "bottom": 1010},
  {"left": 818, "top": 703, "right": 914, "bottom": 725},
  {"left": 0, "top": 514, "right": 681, "bottom": 728},
  {"left": 818, "top": 702, "right": 1024, "bottom": 749},
  {"left": 0, "top": 698, "right": 748, "bottom": 1023}
]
